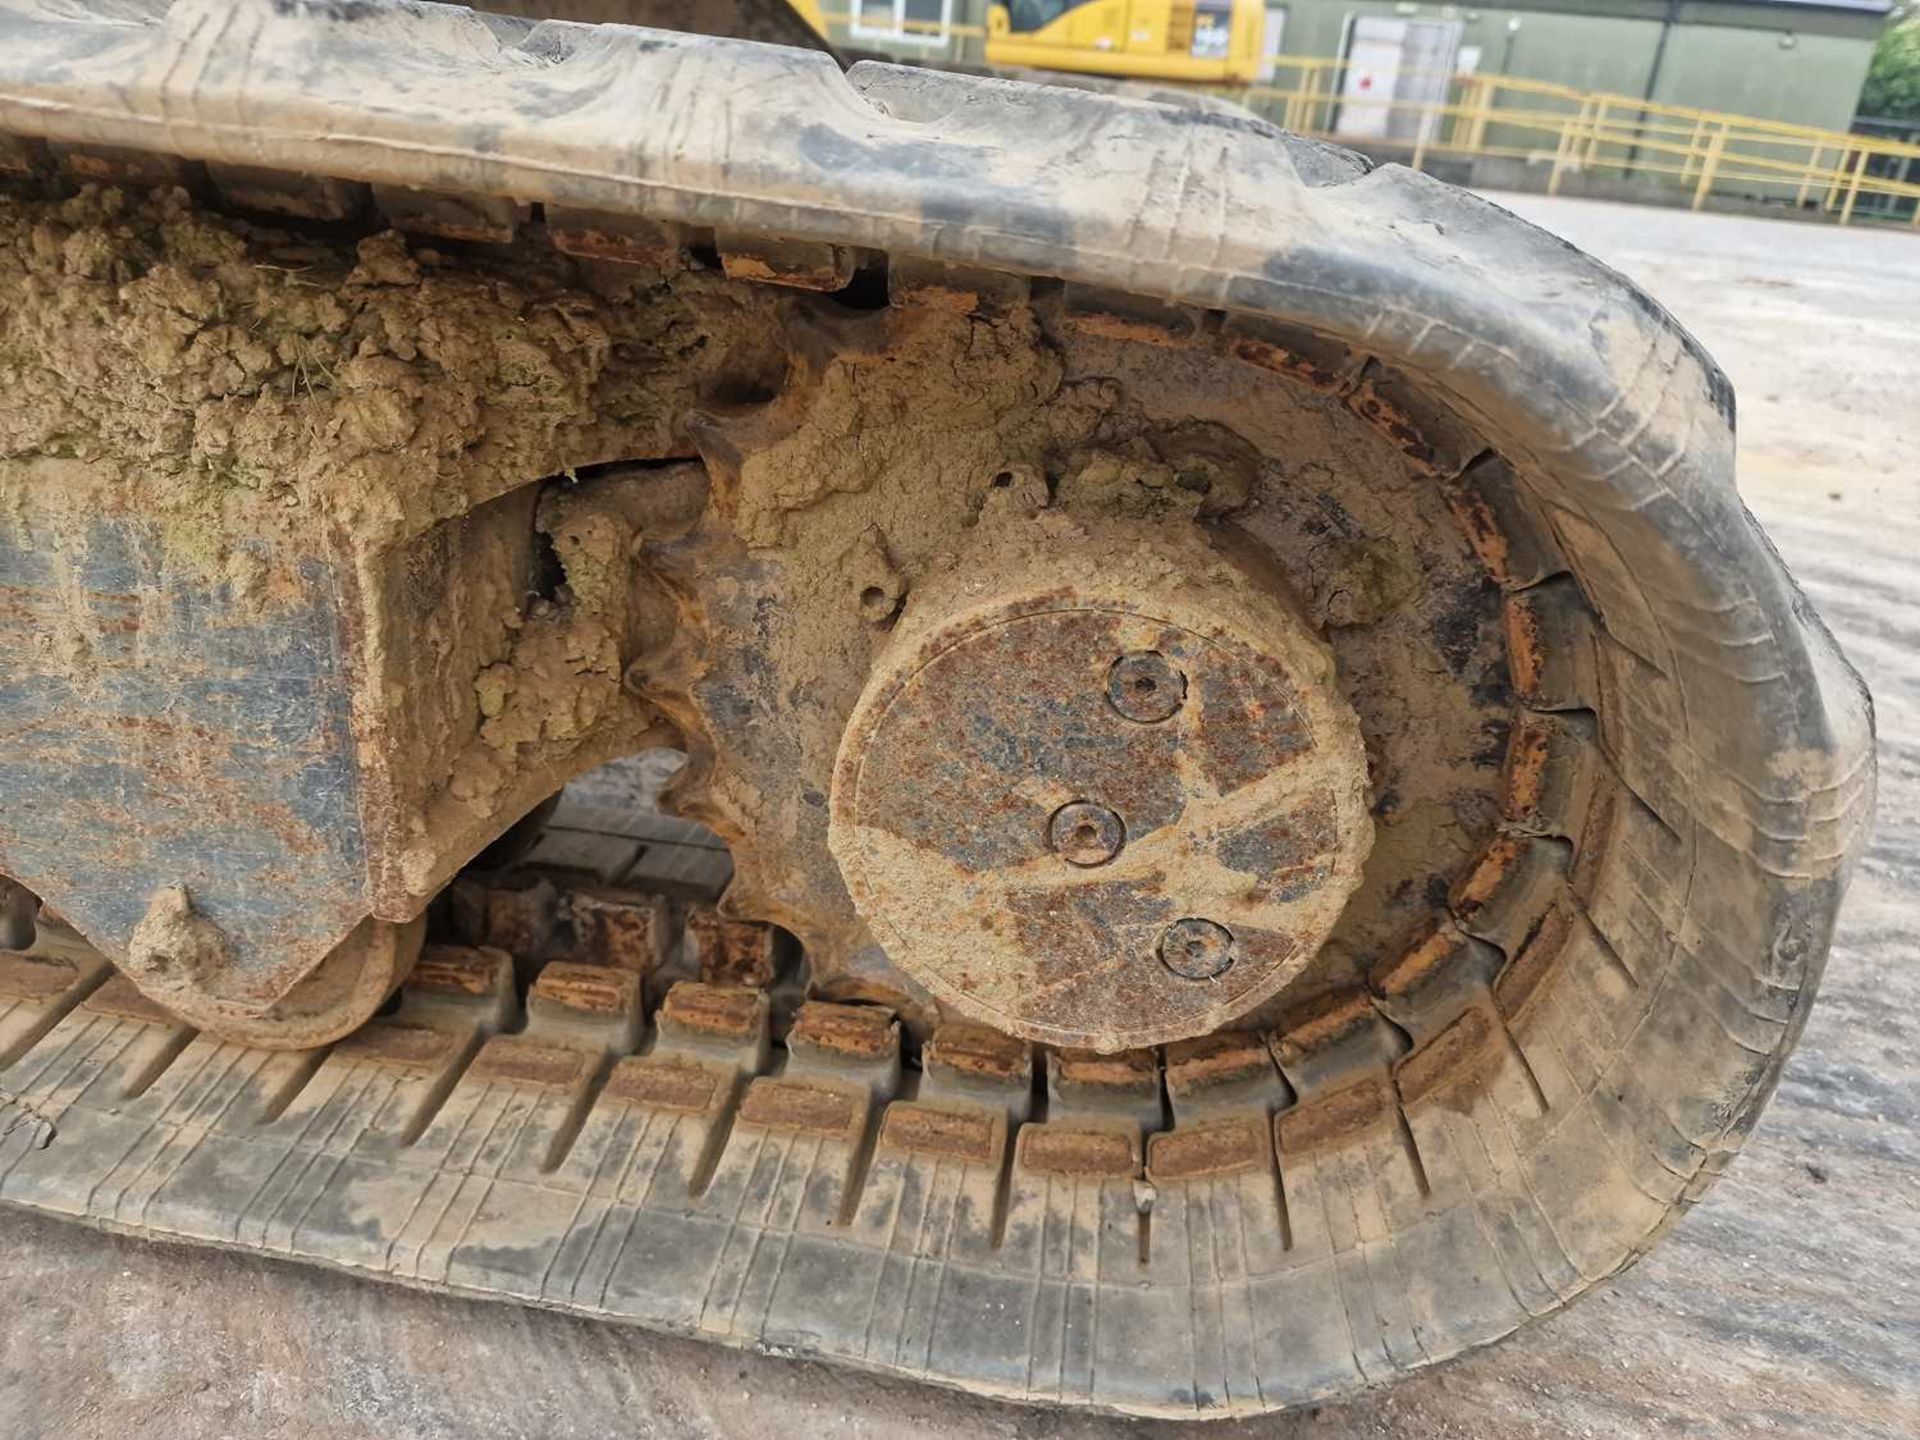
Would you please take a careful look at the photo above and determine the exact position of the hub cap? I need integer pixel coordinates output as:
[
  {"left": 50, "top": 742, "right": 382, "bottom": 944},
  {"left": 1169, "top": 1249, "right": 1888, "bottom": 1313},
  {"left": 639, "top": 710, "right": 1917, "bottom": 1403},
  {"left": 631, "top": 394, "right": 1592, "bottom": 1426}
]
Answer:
[{"left": 828, "top": 520, "right": 1373, "bottom": 1051}]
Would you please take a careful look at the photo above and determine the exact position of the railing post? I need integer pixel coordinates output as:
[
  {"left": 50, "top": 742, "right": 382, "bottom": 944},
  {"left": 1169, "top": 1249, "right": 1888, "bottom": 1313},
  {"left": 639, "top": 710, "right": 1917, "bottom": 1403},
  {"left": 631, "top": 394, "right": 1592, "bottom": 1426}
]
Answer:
[
  {"left": 1548, "top": 97, "right": 1586, "bottom": 195},
  {"left": 1468, "top": 75, "right": 1494, "bottom": 151},
  {"left": 1584, "top": 98, "right": 1608, "bottom": 169},
  {"left": 1692, "top": 122, "right": 1727, "bottom": 209},
  {"left": 1796, "top": 143, "right": 1822, "bottom": 208},
  {"left": 1840, "top": 145, "right": 1870, "bottom": 225}
]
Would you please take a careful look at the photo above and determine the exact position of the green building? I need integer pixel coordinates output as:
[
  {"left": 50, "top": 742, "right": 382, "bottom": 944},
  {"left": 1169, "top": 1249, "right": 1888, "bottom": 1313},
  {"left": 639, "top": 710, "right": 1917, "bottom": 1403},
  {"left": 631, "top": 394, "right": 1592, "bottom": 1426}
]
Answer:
[{"left": 825, "top": 0, "right": 1893, "bottom": 137}]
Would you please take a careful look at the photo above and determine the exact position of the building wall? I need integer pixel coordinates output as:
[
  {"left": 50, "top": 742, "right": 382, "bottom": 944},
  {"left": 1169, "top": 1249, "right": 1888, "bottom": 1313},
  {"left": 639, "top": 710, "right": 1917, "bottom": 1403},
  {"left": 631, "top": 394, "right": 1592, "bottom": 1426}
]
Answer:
[
  {"left": 1651, "top": 26, "right": 1876, "bottom": 132},
  {"left": 820, "top": 1, "right": 1884, "bottom": 139}
]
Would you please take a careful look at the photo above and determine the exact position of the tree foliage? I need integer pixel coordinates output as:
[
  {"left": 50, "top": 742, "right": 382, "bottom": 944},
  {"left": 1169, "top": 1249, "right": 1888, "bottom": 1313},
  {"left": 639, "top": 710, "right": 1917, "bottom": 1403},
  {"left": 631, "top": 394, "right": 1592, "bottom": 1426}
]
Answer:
[{"left": 1861, "top": 19, "right": 1920, "bottom": 121}]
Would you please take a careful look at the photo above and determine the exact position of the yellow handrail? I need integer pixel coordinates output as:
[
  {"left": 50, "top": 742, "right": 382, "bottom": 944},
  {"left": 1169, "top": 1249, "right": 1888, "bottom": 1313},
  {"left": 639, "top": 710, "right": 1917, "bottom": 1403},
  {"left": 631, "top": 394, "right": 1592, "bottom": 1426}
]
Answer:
[
  {"left": 808, "top": 19, "right": 1920, "bottom": 224},
  {"left": 1233, "top": 58, "right": 1920, "bottom": 224}
]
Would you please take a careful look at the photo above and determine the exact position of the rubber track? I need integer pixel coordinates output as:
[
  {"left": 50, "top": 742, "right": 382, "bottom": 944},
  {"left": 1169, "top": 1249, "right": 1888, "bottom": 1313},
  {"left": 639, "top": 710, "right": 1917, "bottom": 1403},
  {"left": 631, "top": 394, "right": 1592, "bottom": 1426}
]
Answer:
[{"left": 0, "top": 0, "right": 1876, "bottom": 1418}]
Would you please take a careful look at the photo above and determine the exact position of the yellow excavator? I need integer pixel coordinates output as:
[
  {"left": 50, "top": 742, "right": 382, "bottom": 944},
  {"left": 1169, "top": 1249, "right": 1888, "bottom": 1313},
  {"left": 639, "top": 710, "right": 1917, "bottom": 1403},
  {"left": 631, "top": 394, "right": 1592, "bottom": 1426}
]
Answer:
[
  {"left": 987, "top": 0, "right": 1269, "bottom": 83},
  {"left": 0, "top": 0, "right": 1871, "bottom": 1423}
]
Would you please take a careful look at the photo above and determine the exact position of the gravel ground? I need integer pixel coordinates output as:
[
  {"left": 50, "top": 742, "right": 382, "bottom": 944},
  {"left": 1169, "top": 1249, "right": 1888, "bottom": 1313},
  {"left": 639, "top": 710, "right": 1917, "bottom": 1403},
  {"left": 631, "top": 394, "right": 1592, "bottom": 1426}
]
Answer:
[{"left": 1, "top": 194, "right": 1915, "bottom": 1440}]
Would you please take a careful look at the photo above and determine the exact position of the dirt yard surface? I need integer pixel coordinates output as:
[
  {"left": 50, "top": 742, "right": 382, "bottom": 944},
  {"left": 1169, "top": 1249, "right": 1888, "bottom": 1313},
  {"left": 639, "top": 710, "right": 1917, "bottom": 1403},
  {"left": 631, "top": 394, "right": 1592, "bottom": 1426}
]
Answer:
[{"left": 1, "top": 194, "right": 1914, "bottom": 1440}]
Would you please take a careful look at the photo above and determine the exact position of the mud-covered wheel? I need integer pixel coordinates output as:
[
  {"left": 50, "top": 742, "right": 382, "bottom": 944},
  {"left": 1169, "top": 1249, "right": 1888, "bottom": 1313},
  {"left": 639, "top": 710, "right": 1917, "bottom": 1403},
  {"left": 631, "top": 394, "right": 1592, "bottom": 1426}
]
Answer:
[{"left": 0, "top": 3, "right": 1872, "bottom": 1420}]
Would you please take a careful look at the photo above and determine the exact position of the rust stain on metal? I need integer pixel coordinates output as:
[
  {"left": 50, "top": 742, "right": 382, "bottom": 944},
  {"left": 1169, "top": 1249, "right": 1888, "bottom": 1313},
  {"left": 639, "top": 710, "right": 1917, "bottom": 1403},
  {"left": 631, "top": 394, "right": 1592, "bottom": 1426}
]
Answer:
[
  {"left": 1503, "top": 592, "right": 1549, "bottom": 701},
  {"left": 1062, "top": 285, "right": 1201, "bottom": 349},
  {"left": 1018, "top": 1125, "right": 1139, "bottom": 1178},
  {"left": 877, "top": 1102, "right": 999, "bottom": 1164},
  {"left": 717, "top": 236, "right": 854, "bottom": 291},
  {"left": 657, "top": 981, "right": 766, "bottom": 1042},
  {"left": 1449, "top": 836, "right": 1524, "bottom": 920},
  {"left": 1147, "top": 1115, "right": 1270, "bottom": 1182},
  {"left": 924, "top": 1022, "right": 1031, "bottom": 1087},
  {"left": 1276, "top": 1075, "right": 1396, "bottom": 1153},
  {"left": 408, "top": 945, "right": 508, "bottom": 998},
  {"left": 1345, "top": 382, "right": 1433, "bottom": 468},
  {"left": 569, "top": 888, "right": 666, "bottom": 974},
  {"left": 479, "top": 876, "right": 559, "bottom": 962},
  {"left": 1055, "top": 1047, "right": 1159, "bottom": 1097},
  {"left": 1371, "top": 919, "right": 1470, "bottom": 1002},
  {"left": 1271, "top": 989, "right": 1377, "bottom": 1067},
  {"left": 737, "top": 1077, "right": 861, "bottom": 1137},
  {"left": 1440, "top": 481, "right": 1515, "bottom": 585},
  {"left": 1163, "top": 1031, "right": 1275, "bottom": 1094},
  {"left": 685, "top": 907, "right": 779, "bottom": 988},
  {"left": 886, "top": 257, "right": 1028, "bottom": 316},
  {"left": 1501, "top": 713, "right": 1554, "bottom": 827},
  {"left": 468, "top": 1035, "right": 597, "bottom": 1092},
  {"left": 546, "top": 207, "right": 683, "bottom": 267},
  {"left": 604, "top": 1056, "right": 722, "bottom": 1114},
  {"left": 787, "top": 1001, "right": 896, "bottom": 1061},
  {"left": 530, "top": 960, "right": 640, "bottom": 1019}
]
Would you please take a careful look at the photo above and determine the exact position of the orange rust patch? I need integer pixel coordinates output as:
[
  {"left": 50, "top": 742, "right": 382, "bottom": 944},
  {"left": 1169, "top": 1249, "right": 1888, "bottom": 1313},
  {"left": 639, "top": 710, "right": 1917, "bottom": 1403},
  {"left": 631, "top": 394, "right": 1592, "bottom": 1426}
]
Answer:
[
  {"left": 924, "top": 1022, "right": 1031, "bottom": 1086},
  {"left": 1396, "top": 1003, "right": 1502, "bottom": 1108},
  {"left": 1164, "top": 1031, "right": 1275, "bottom": 1094},
  {"left": 788, "top": 1001, "right": 896, "bottom": 1061},
  {"left": 1451, "top": 835, "right": 1525, "bottom": 916},
  {"left": 569, "top": 888, "right": 666, "bottom": 974},
  {"left": 877, "top": 1103, "right": 999, "bottom": 1165},
  {"left": 1055, "top": 1047, "right": 1159, "bottom": 1096},
  {"left": 1503, "top": 592, "right": 1550, "bottom": 701},
  {"left": 1494, "top": 899, "right": 1579, "bottom": 1023},
  {"left": 468, "top": 1036, "right": 597, "bottom": 1092},
  {"left": 1277, "top": 1075, "right": 1397, "bottom": 1154},
  {"left": 409, "top": 946, "right": 506, "bottom": 998},
  {"left": 737, "top": 1078, "right": 862, "bottom": 1137},
  {"left": 1271, "top": 989, "right": 1377, "bottom": 1066},
  {"left": 1062, "top": 287, "right": 1200, "bottom": 348},
  {"left": 1225, "top": 335, "right": 1350, "bottom": 393},
  {"left": 1371, "top": 919, "right": 1468, "bottom": 1002},
  {"left": 81, "top": 976, "right": 180, "bottom": 1026},
  {"left": 1148, "top": 1116, "right": 1271, "bottom": 1182},
  {"left": 333, "top": 1021, "right": 463, "bottom": 1075},
  {"left": 685, "top": 909, "right": 779, "bottom": 989},
  {"left": 658, "top": 981, "right": 765, "bottom": 1042},
  {"left": 531, "top": 961, "right": 639, "bottom": 1018},
  {"left": 604, "top": 1057, "right": 722, "bottom": 1114},
  {"left": 547, "top": 208, "right": 681, "bottom": 268},
  {"left": 718, "top": 237, "right": 853, "bottom": 292},
  {"left": 1063, "top": 309, "right": 1197, "bottom": 349},
  {"left": 1019, "top": 1125, "right": 1139, "bottom": 1179},
  {"left": 0, "top": 955, "right": 78, "bottom": 1002},
  {"left": 1345, "top": 380, "right": 1434, "bottom": 471},
  {"left": 1441, "top": 481, "right": 1514, "bottom": 584},
  {"left": 888, "top": 257, "right": 1028, "bottom": 316},
  {"left": 1501, "top": 713, "right": 1554, "bottom": 827}
]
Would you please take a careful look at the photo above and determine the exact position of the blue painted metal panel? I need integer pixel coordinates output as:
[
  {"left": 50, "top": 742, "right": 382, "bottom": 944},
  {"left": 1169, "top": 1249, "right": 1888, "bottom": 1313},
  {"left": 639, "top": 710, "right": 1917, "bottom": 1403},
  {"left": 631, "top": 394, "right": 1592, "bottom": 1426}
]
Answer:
[{"left": 0, "top": 513, "right": 368, "bottom": 998}]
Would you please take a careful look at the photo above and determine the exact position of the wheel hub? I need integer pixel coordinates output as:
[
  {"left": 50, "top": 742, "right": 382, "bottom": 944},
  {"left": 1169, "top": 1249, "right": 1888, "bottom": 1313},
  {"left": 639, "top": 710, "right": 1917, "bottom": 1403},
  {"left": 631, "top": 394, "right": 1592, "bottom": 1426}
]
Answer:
[{"left": 828, "top": 518, "right": 1373, "bottom": 1051}]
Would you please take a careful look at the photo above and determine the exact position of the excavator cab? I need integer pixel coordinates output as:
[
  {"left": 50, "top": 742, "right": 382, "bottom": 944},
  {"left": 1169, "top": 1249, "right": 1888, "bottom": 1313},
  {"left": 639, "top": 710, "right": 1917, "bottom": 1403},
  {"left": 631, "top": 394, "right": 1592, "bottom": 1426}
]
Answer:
[{"left": 989, "top": 0, "right": 1268, "bottom": 82}]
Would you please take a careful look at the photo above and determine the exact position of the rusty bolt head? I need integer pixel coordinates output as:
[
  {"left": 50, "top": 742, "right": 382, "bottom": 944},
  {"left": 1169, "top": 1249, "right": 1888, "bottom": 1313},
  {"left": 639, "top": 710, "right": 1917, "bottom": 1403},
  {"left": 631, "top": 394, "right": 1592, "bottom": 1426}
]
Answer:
[
  {"left": 1047, "top": 801, "right": 1125, "bottom": 867},
  {"left": 1158, "top": 918, "right": 1235, "bottom": 980},
  {"left": 1107, "top": 651, "right": 1186, "bottom": 723}
]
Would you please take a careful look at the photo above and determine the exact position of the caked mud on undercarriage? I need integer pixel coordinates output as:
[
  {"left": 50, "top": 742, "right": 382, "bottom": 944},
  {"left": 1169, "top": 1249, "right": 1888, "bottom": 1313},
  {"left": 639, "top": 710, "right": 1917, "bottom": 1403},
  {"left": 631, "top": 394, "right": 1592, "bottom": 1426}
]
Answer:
[{"left": 0, "top": 0, "right": 1874, "bottom": 1420}]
